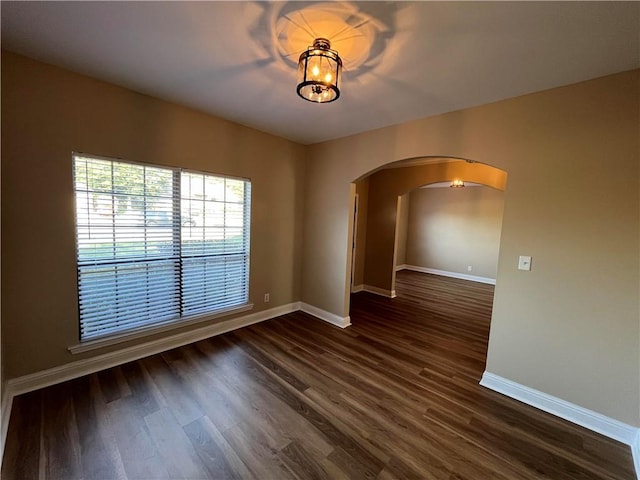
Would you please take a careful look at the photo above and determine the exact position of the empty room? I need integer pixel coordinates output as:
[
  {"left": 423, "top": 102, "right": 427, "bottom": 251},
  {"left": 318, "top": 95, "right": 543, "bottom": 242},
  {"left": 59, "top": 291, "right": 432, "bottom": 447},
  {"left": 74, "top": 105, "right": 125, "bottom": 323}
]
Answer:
[{"left": 1, "top": 2, "right": 639, "bottom": 479}]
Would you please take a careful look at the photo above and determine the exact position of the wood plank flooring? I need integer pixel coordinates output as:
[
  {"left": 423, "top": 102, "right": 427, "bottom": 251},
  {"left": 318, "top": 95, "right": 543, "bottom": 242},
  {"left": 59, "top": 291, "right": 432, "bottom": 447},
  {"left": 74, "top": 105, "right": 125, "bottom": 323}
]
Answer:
[{"left": 2, "top": 271, "right": 634, "bottom": 479}]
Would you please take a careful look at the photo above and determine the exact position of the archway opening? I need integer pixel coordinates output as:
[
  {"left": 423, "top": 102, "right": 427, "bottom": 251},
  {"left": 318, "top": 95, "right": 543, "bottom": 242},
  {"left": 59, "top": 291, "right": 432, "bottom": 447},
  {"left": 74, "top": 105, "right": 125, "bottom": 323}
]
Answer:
[{"left": 348, "top": 157, "right": 507, "bottom": 298}]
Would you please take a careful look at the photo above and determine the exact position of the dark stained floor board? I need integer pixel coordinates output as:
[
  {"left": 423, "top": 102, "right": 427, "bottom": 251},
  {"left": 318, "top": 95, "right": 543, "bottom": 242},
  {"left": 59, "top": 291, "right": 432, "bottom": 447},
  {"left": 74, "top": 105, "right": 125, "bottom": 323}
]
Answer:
[{"left": 2, "top": 270, "right": 634, "bottom": 479}]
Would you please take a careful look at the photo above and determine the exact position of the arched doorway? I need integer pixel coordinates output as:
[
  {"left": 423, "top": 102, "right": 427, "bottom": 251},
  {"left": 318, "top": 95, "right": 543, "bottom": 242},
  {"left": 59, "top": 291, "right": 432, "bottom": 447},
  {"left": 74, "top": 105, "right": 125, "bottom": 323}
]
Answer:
[{"left": 348, "top": 157, "right": 507, "bottom": 304}]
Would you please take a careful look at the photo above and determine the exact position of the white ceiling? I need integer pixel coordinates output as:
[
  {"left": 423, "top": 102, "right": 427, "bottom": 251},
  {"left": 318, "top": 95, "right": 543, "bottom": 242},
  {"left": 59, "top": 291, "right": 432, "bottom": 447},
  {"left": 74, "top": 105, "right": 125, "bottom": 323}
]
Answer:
[{"left": 2, "top": 1, "right": 638, "bottom": 145}]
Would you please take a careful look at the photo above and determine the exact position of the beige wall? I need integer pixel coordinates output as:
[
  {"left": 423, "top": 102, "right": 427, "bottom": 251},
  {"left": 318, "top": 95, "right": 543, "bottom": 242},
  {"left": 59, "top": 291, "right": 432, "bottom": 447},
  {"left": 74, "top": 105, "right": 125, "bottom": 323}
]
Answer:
[
  {"left": 1, "top": 52, "right": 306, "bottom": 378},
  {"left": 302, "top": 70, "right": 640, "bottom": 426},
  {"left": 394, "top": 193, "right": 409, "bottom": 267},
  {"left": 352, "top": 178, "right": 369, "bottom": 288},
  {"left": 405, "top": 186, "right": 505, "bottom": 279}
]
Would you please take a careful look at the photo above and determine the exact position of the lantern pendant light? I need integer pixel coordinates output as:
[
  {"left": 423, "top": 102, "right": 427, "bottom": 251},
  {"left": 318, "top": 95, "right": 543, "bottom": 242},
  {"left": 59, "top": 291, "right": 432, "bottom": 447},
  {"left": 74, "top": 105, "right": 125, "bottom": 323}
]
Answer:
[{"left": 297, "top": 38, "right": 343, "bottom": 103}]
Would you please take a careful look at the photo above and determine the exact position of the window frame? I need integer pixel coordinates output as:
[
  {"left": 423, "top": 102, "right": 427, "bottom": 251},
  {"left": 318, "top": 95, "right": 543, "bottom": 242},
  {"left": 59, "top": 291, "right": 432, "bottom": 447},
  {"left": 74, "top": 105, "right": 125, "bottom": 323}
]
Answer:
[{"left": 70, "top": 152, "right": 253, "bottom": 352}]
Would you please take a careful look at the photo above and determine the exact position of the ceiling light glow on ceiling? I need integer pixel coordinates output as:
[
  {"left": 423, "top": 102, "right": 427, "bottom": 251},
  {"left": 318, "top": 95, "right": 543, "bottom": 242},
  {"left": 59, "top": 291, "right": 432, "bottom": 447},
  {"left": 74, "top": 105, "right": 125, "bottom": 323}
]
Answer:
[{"left": 297, "top": 38, "right": 342, "bottom": 103}]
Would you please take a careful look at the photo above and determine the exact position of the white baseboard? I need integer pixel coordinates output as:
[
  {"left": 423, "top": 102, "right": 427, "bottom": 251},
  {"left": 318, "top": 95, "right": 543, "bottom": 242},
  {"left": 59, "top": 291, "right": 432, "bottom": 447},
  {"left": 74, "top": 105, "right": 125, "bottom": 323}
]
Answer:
[
  {"left": 300, "top": 302, "right": 351, "bottom": 328},
  {"left": 404, "top": 265, "right": 496, "bottom": 285},
  {"left": 351, "top": 284, "right": 364, "bottom": 293},
  {"left": 362, "top": 285, "right": 397, "bottom": 298},
  {"left": 480, "top": 372, "right": 639, "bottom": 448},
  {"left": 633, "top": 432, "right": 640, "bottom": 480},
  {"left": 395, "top": 264, "right": 408, "bottom": 271}
]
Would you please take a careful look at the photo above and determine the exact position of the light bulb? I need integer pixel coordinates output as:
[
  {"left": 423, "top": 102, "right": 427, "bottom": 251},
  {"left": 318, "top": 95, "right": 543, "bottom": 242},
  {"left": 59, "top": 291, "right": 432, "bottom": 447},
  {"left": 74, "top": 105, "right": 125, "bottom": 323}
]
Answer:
[
  {"left": 325, "top": 73, "right": 332, "bottom": 82},
  {"left": 312, "top": 65, "right": 320, "bottom": 77}
]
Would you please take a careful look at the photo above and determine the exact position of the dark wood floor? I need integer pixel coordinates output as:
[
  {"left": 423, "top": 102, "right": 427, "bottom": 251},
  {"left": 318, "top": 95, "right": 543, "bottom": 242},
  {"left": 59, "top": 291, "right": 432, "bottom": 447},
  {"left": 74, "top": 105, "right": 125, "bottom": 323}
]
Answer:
[{"left": 2, "top": 271, "right": 634, "bottom": 479}]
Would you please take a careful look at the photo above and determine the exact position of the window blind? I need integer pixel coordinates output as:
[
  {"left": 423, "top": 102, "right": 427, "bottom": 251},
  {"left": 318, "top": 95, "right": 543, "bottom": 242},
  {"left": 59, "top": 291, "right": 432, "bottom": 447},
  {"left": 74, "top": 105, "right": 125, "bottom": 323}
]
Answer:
[{"left": 73, "top": 154, "right": 251, "bottom": 341}]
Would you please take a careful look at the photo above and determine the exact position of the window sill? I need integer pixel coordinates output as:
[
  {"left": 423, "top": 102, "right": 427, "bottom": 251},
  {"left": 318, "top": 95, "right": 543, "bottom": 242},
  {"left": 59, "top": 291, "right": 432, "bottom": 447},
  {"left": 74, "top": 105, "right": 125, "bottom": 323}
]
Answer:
[{"left": 68, "top": 303, "right": 254, "bottom": 354}]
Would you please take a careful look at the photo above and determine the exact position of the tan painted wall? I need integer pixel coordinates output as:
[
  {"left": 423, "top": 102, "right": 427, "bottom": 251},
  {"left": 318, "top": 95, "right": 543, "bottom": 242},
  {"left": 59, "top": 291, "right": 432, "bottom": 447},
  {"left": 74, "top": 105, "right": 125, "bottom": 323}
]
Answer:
[
  {"left": 1, "top": 52, "right": 306, "bottom": 378},
  {"left": 362, "top": 161, "right": 506, "bottom": 292},
  {"left": 352, "top": 178, "right": 369, "bottom": 288},
  {"left": 395, "top": 194, "right": 410, "bottom": 267},
  {"left": 302, "top": 70, "right": 640, "bottom": 426},
  {"left": 406, "top": 186, "right": 505, "bottom": 279}
]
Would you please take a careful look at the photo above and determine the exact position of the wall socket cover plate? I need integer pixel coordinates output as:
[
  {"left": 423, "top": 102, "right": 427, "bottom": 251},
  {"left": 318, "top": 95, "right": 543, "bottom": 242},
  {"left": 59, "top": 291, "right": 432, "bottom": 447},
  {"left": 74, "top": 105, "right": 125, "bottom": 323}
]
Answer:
[{"left": 518, "top": 256, "right": 532, "bottom": 271}]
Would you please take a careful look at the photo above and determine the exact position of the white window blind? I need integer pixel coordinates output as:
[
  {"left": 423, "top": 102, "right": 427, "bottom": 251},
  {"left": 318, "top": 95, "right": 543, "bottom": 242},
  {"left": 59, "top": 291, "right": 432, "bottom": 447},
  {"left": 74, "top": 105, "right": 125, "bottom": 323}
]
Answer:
[{"left": 73, "top": 154, "right": 251, "bottom": 341}]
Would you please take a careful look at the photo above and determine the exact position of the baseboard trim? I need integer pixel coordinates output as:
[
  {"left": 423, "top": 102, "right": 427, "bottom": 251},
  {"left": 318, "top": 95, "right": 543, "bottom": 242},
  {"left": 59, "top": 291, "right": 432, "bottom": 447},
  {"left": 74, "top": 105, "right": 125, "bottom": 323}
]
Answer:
[
  {"left": 300, "top": 302, "right": 351, "bottom": 328},
  {"left": 633, "top": 431, "right": 640, "bottom": 480},
  {"left": 404, "top": 265, "right": 496, "bottom": 285},
  {"left": 480, "top": 372, "right": 639, "bottom": 447},
  {"left": 395, "top": 264, "right": 408, "bottom": 271},
  {"left": 362, "top": 285, "right": 397, "bottom": 298},
  {"left": 351, "top": 284, "right": 364, "bottom": 293}
]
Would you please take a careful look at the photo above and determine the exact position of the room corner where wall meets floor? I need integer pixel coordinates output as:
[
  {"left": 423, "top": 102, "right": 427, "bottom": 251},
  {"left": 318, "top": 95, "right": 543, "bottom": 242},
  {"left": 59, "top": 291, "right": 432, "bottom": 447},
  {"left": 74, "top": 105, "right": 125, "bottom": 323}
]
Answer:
[{"left": 481, "top": 372, "right": 640, "bottom": 478}]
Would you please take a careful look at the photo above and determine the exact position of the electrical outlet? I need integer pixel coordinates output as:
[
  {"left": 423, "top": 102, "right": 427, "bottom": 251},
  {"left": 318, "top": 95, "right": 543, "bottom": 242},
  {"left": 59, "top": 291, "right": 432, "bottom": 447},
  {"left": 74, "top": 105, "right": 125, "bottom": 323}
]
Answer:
[
  {"left": 467, "top": 265, "right": 472, "bottom": 272},
  {"left": 264, "top": 293, "right": 270, "bottom": 303}
]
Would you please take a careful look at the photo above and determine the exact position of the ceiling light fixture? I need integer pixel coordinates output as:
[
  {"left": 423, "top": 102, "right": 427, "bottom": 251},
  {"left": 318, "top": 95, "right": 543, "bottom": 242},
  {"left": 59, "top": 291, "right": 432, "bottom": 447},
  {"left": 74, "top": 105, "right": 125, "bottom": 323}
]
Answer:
[
  {"left": 450, "top": 179, "right": 465, "bottom": 188},
  {"left": 297, "top": 38, "right": 342, "bottom": 103}
]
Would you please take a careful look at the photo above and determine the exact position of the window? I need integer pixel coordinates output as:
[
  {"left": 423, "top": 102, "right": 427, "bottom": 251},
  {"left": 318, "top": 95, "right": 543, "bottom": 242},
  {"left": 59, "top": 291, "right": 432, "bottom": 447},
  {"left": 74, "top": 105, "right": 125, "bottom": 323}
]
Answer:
[{"left": 73, "top": 153, "right": 251, "bottom": 341}]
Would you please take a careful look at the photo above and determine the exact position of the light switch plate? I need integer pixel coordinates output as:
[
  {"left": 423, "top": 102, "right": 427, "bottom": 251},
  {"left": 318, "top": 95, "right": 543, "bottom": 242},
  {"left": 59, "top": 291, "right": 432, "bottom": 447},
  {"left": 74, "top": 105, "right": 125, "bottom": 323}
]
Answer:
[{"left": 518, "top": 255, "right": 532, "bottom": 271}]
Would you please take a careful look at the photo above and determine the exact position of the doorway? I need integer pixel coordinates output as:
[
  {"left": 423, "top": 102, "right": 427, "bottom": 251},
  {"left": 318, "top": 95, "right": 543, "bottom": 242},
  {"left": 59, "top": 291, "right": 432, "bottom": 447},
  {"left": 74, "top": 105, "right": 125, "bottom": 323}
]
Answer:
[{"left": 349, "top": 158, "right": 507, "bottom": 304}]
